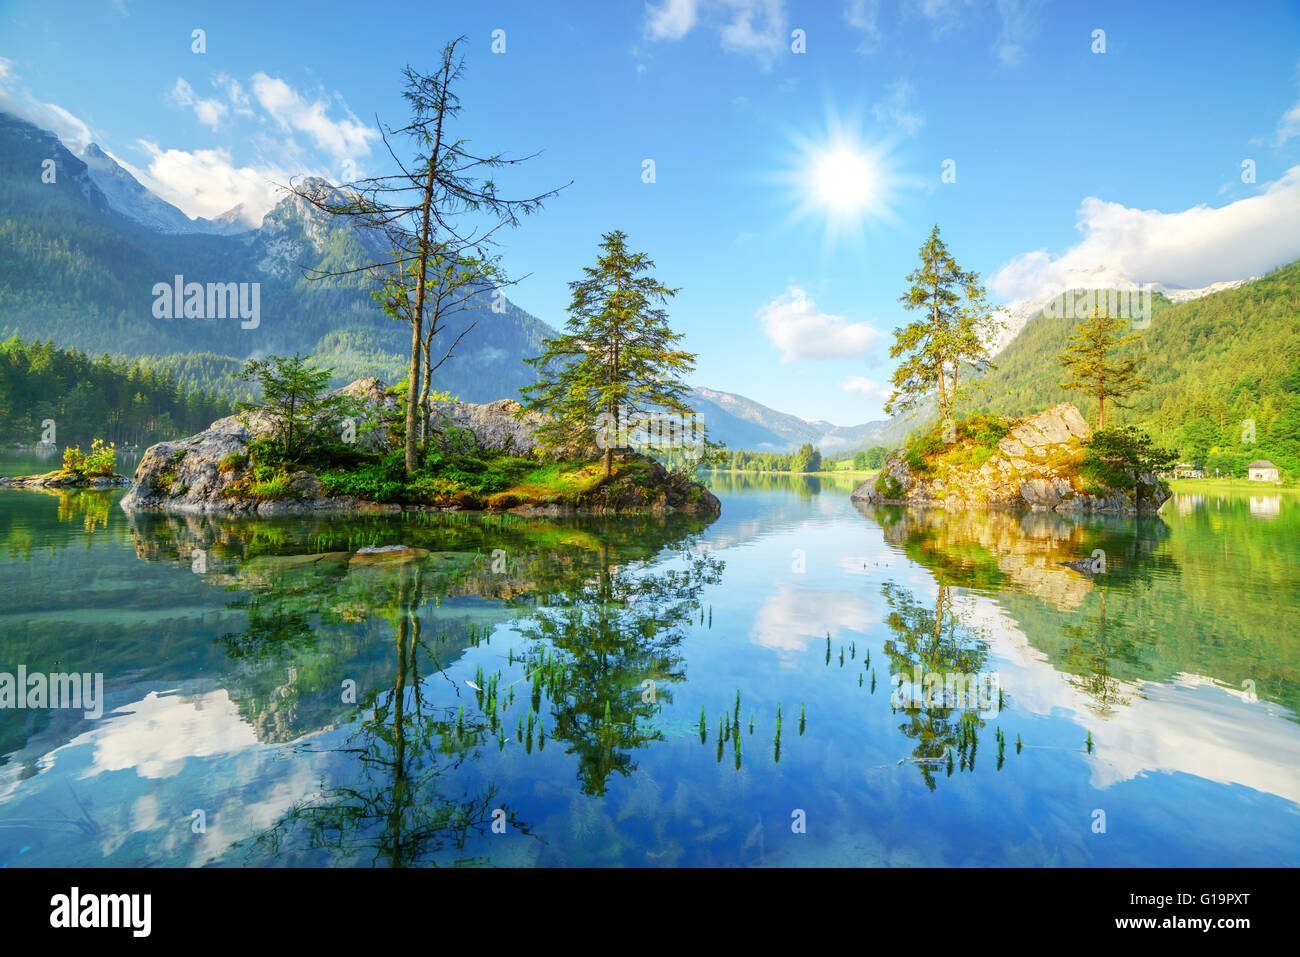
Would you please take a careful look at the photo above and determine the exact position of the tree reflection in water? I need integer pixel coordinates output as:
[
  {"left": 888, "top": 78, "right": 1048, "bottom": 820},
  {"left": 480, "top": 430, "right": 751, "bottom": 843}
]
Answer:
[
  {"left": 1060, "top": 589, "right": 1137, "bottom": 716},
  {"left": 242, "top": 560, "right": 524, "bottom": 866},
  {"left": 512, "top": 543, "right": 724, "bottom": 795},
  {"left": 174, "top": 511, "right": 726, "bottom": 863},
  {"left": 880, "top": 582, "right": 993, "bottom": 790}
]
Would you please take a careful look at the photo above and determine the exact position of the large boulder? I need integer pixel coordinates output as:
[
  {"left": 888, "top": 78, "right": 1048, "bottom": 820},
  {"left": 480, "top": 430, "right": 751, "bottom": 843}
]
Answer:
[
  {"left": 851, "top": 403, "right": 1170, "bottom": 515},
  {"left": 428, "top": 397, "right": 548, "bottom": 455},
  {"left": 121, "top": 379, "right": 550, "bottom": 513},
  {"left": 335, "top": 377, "right": 400, "bottom": 452}
]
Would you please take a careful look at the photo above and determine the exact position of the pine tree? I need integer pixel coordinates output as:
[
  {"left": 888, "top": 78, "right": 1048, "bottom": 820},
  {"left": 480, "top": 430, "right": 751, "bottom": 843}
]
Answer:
[
  {"left": 1056, "top": 302, "right": 1151, "bottom": 430},
  {"left": 291, "top": 37, "right": 566, "bottom": 474},
  {"left": 236, "top": 353, "right": 349, "bottom": 462},
  {"left": 520, "top": 231, "right": 697, "bottom": 478},
  {"left": 887, "top": 225, "right": 1000, "bottom": 419}
]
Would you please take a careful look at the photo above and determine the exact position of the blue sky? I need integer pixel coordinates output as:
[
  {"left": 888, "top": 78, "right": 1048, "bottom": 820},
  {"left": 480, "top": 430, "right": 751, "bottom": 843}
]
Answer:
[{"left": 2, "top": 0, "right": 1299, "bottom": 423}]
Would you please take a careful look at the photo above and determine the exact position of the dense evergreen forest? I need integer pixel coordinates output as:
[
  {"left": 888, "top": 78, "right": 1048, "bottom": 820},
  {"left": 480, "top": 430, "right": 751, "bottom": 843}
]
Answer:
[
  {"left": 0, "top": 113, "right": 557, "bottom": 406},
  {"left": 724, "top": 444, "right": 823, "bottom": 472},
  {"left": 0, "top": 337, "right": 234, "bottom": 447},
  {"left": 962, "top": 260, "right": 1300, "bottom": 477}
]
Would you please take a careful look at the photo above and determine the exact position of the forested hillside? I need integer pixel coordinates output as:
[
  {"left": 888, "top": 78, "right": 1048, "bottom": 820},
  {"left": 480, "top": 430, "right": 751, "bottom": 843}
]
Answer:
[
  {"left": 0, "top": 337, "right": 233, "bottom": 447},
  {"left": 962, "top": 259, "right": 1300, "bottom": 475},
  {"left": 0, "top": 111, "right": 556, "bottom": 404}
]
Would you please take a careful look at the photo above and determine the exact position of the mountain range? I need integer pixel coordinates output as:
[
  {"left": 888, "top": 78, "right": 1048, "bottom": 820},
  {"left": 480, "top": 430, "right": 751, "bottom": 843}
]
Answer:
[
  {"left": 1, "top": 109, "right": 1281, "bottom": 461},
  {"left": 0, "top": 108, "right": 926, "bottom": 454}
]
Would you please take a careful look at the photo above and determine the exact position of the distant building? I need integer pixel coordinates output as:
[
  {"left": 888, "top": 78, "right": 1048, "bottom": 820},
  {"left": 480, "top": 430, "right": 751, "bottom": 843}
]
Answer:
[
  {"left": 1247, "top": 460, "right": 1280, "bottom": 482},
  {"left": 1173, "top": 463, "right": 1205, "bottom": 479}
]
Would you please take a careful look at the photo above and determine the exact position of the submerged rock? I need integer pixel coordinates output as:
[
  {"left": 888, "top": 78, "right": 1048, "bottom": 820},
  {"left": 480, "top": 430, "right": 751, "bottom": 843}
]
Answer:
[
  {"left": 349, "top": 546, "right": 431, "bottom": 564},
  {"left": 1, "top": 472, "right": 129, "bottom": 489}
]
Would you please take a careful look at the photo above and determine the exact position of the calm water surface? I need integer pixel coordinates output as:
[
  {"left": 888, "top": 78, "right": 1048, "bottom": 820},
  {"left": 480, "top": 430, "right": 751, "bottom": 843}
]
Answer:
[{"left": 0, "top": 465, "right": 1297, "bottom": 866}]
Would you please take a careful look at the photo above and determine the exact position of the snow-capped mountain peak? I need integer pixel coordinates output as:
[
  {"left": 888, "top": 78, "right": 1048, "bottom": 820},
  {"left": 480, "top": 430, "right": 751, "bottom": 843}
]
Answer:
[
  {"left": 78, "top": 142, "right": 253, "bottom": 236},
  {"left": 992, "top": 266, "right": 1260, "bottom": 354}
]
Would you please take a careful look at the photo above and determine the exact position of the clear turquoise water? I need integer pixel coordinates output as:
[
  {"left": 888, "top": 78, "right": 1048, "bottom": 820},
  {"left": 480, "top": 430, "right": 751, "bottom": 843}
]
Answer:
[{"left": 0, "top": 469, "right": 1297, "bottom": 866}]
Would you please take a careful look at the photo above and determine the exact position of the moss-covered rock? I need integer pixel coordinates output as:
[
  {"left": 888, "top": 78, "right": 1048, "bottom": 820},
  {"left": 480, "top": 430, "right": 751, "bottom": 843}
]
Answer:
[
  {"left": 122, "top": 379, "right": 720, "bottom": 516},
  {"left": 851, "top": 403, "right": 1169, "bottom": 514}
]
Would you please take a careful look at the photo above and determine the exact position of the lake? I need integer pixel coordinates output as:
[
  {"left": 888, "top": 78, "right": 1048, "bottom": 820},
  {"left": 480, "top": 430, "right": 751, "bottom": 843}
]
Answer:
[{"left": 0, "top": 467, "right": 1297, "bottom": 866}]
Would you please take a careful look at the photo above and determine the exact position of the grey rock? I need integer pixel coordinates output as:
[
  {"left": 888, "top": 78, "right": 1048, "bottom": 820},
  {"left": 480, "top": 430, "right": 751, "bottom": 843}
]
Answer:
[
  {"left": 123, "top": 378, "right": 555, "bottom": 513},
  {"left": 428, "top": 397, "right": 549, "bottom": 456},
  {"left": 851, "top": 402, "right": 1168, "bottom": 515}
]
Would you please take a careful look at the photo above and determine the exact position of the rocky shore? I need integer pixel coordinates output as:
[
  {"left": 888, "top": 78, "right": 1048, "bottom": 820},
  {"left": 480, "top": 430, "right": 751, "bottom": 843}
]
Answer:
[
  {"left": 852, "top": 403, "right": 1170, "bottom": 514},
  {"left": 119, "top": 378, "right": 719, "bottom": 517},
  {"left": 0, "top": 473, "right": 129, "bottom": 489}
]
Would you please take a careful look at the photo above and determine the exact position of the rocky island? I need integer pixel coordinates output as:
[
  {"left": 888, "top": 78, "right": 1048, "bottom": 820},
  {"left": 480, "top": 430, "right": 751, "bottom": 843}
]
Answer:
[
  {"left": 119, "top": 378, "right": 719, "bottom": 517},
  {"left": 852, "top": 403, "right": 1171, "bottom": 514}
]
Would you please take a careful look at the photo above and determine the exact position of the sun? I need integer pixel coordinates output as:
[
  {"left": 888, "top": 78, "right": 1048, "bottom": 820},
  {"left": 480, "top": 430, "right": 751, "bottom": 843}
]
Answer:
[
  {"left": 812, "top": 147, "right": 877, "bottom": 213},
  {"left": 769, "top": 105, "right": 909, "bottom": 247}
]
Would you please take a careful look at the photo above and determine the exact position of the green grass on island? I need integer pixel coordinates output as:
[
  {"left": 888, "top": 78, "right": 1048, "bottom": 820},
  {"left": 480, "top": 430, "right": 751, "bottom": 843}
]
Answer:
[{"left": 217, "top": 436, "right": 710, "bottom": 512}]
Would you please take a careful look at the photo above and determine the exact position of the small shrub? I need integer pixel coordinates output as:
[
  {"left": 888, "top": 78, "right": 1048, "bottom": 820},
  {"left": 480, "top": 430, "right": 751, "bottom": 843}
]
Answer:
[
  {"left": 62, "top": 445, "right": 85, "bottom": 478},
  {"left": 63, "top": 439, "right": 117, "bottom": 478},
  {"left": 218, "top": 451, "right": 249, "bottom": 473},
  {"left": 249, "top": 472, "right": 293, "bottom": 501},
  {"left": 876, "top": 474, "right": 905, "bottom": 499},
  {"left": 958, "top": 415, "right": 1011, "bottom": 449},
  {"left": 84, "top": 440, "right": 117, "bottom": 476}
]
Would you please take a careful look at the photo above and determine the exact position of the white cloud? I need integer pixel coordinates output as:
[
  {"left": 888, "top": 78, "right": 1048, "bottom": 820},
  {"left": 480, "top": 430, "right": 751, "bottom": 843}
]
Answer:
[
  {"left": 871, "top": 79, "right": 924, "bottom": 134},
  {"left": 843, "top": 0, "right": 882, "bottom": 54},
  {"left": 992, "top": 166, "right": 1300, "bottom": 304},
  {"left": 250, "top": 73, "right": 377, "bottom": 164},
  {"left": 1275, "top": 93, "right": 1300, "bottom": 146},
  {"left": 170, "top": 77, "right": 228, "bottom": 128},
  {"left": 130, "top": 140, "right": 290, "bottom": 222},
  {"left": 750, "top": 583, "right": 875, "bottom": 654},
  {"left": 840, "top": 375, "right": 892, "bottom": 402},
  {"left": 213, "top": 73, "right": 254, "bottom": 116},
  {"left": 645, "top": 0, "right": 698, "bottom": 40},
  {"left": 991, "top": 0, "right": 1039, "bottom": 67},
  {"left": 0, "top": 61, "right": 355, "bottom": 223},
  {"left": 900, "top": 0, "right": 1036, "bottom": 65},
  {"left": 759, "top": 286, "right": 882, "bottom": 362},
  {"left": 908, "top": 0, "right": 974, "bottom": 37},
  {"left": 0, "top": 63, "right": 95, "bottom": 150},
  {"left": 642, "top": 0, "right": 787, "bottom": 64},
  {"left": 5, "top": 97, "right": 91, "bottom": 150},
  {"left": 719, "top": 0, "right": 786, "bottom": 60}
]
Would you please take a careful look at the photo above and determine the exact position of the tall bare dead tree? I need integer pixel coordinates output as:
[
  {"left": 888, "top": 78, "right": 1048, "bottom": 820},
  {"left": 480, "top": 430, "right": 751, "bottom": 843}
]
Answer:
[{"left": 290, "top": 36, "right": 567, "bottom": 473}]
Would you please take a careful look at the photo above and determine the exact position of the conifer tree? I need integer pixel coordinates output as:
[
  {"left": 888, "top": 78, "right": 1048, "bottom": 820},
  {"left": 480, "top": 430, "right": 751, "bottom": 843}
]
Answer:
[
  {"left": 1056, "top": 302, "right": 1151, "bottom": 429},
  {"left": 521, "top": 231, "right": 697, "bottom": 478},
  {"left": 291, "top": 36, "right": 566, "bottom": 473},
  {"left": 887, "top": 225, "right": 1000, "bottom": 419},
  {"left": 236, "top": 353, "right": 348, "bottom": 462}
]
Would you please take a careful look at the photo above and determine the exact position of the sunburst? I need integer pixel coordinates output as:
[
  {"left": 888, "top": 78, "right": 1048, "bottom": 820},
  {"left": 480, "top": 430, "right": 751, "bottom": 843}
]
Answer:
[{"left": 771, "top": 103, "right": 909, "bottom": 248}]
